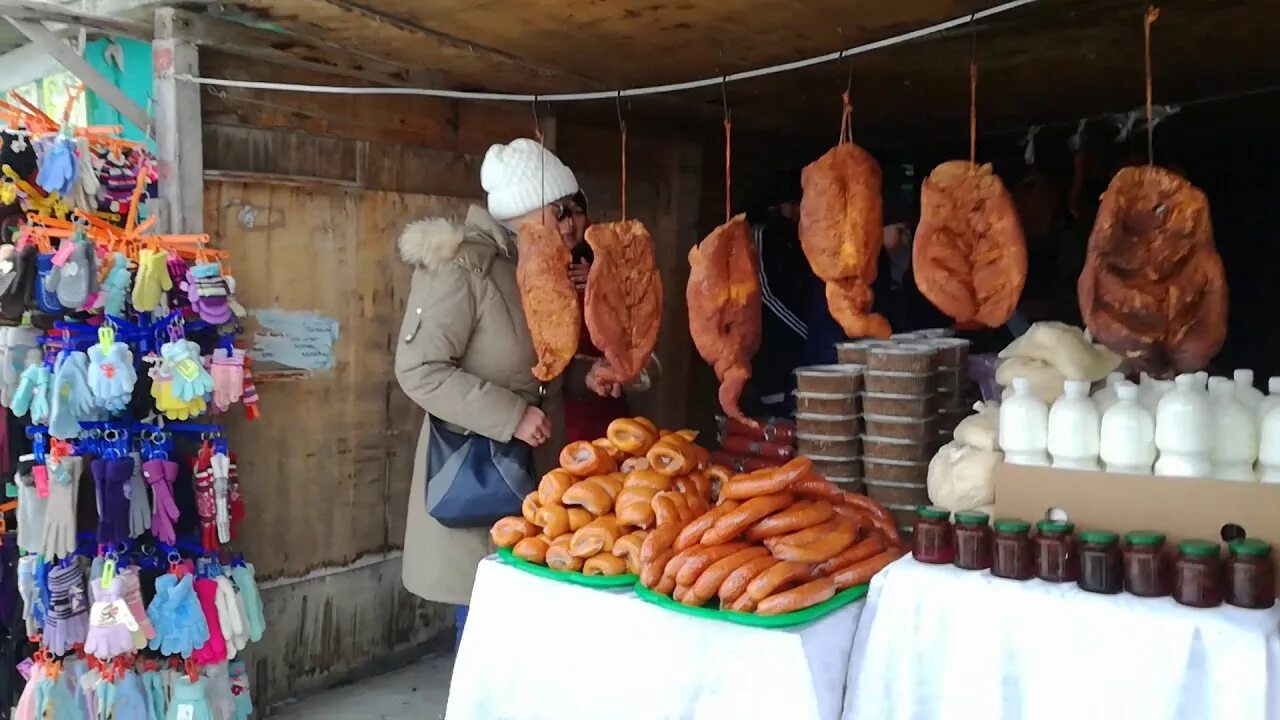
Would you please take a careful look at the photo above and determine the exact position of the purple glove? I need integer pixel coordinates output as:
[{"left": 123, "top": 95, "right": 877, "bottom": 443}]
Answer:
[
  {"left": 167, "top": 253, "right": 191, "bottom": 309},
  {"left": 83, "top": 576, "right": 138, "bottom": 660},
  {"left": 144, "top": 459, "right": 180, "bottom": 545},
  {"left": 94, "top": 457, "right": 133, "bottom": 546},
  {"left": 44, "top": 563, "right": 89, "bottom": 655}
]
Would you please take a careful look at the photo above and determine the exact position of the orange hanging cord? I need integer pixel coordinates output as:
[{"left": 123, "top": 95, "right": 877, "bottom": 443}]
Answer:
[
  {"left": 838, "top": 90, "right": 853, "bottom": 146},
  {"left": 1144, "top": 4, "right": 1159, "bottom": 166},
  {"left": 620, "top": 120, "right": 628, "bottom": 221},
  {"left": 968, "top": 14, "right": 978, "bottom": 164}
]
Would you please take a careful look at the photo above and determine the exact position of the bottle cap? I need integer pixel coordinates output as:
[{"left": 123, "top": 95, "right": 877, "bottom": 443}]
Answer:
[
  {"left": 1124, "top": 530, "right": 1166, "bottom": 547},
  {"left": 1228, "top": 539, "right": 1271, "bottom": 558},
  {"left": 994, "top": 518, "right": 1031, "bottom": 533},
  {"left": 1177, "top": 539, "right": 1220, "bottom": 558},
  {"left": 1036, "top": 520, "right": 1075, "bottom": 534},
  {"left": 955, "top": 511, "right": 990, "bottom": 526},
  {"left": 917, "top": 506, "right": 951, "bottom": 521},
  {"left": 1079, "top": 530, "right": 1118, "bottom": 546}
]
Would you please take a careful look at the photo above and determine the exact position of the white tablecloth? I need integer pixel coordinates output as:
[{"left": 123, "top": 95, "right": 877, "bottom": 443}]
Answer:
[
  {"left": 845, "top": 556, "right": 1280, "bottom": 720},
  {"left": 446, "top": 557, "right": 865, "bottom": 720}
]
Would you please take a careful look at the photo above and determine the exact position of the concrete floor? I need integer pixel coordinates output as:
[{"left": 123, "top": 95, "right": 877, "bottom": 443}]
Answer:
[{"left": 271, "top": 652, "right": 455, "bottom": 719}]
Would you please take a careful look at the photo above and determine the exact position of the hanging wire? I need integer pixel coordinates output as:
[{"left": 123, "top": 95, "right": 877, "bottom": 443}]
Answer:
[
  {"left": 616, "top": 91, "right": 627, "bottom": 220},
  {"left": 721, "top": 76, "right": 732, "bottom": 224},
  {"left": 174, "top": 0, "right": 1040, "bottom": 102},
  {"left": 969, "top": 13, "right": 979, "bottom": 164},
  {"left": 1143, "top": 3, "right": 1160, "bottom": 166}
]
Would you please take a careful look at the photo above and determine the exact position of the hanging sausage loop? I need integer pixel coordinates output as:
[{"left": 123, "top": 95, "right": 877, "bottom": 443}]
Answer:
[
  {"left": 617, "top": 90, "right": 628, "bottom": 221},
  {"left": 721, "top": 76, "right": 732, "bottom": 224},
  {"left": 838, "top": 90, "right": 853, "bottom": 146},
  {"left": 1144, "top": 4, "right": 1160, "bottom": 166}
]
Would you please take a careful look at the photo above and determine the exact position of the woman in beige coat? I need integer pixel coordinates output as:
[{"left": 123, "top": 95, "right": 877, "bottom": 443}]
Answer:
[{"left": 396, "top": 139, "right": 600, "bottom": 637}]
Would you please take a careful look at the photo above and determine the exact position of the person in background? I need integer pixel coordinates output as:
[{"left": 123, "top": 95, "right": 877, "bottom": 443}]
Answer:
[
  {"left": 557, "top": 190, "right": 640, "bottom": 442},
  {"left": 746, "top": 171, "right": 823, "bottom": 417},
  {"left": 871, "top": 164, "right": 951, "bottom": 335}
]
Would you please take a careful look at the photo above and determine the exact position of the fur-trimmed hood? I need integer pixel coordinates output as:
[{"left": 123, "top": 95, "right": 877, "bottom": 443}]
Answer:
[{"left": 397, "top": 204, "right": 512, "bottom": 269}]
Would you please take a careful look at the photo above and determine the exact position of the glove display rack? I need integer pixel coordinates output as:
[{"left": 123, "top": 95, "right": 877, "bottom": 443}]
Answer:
[{"left": 0, "top": 88, "right": 266, "bottom": 719}]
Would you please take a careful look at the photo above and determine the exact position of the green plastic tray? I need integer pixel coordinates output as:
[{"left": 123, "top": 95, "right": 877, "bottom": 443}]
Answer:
[
  {"left": 497, "top": 547, "right": 638, "bottom": 588},
  {"left": 633, "top": 580, "right": 868, "bottom": 628}
]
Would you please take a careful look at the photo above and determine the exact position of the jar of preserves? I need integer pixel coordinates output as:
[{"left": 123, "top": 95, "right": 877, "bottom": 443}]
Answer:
[
  {"left": 954, "top": 511, "right": 993, "bottom": 571},
  {"left": 993, "top": 518, "right": 1034, "bottom": 580},
  {"left": 912, "top": 506, "right": 955, "bottom": 565},
  {"left": 1123, "top": 531, "right": 1170, "bottom": 597},
  {"left": 1033, "top": 520, "right": 1077, "bottom": 583},
  {"left": 1174, "top": 539, "right": 1223, "bottom": 608},
  {"left": 1077, "top": 530, "right": 1123, "bottom": 594},
  {"left": 1226, "top": 539, "right": 1275, "bottom": 609}
]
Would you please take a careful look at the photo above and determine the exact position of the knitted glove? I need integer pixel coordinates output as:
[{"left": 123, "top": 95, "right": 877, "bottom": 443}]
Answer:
[
  {"left": 14, "top": 662, "right": 44, "bottom": 720},
  {"left": 42, "top": 456, "right": 81, "bottom": 559},
  {"left": 192, "top": 578, "right": 227, "bottom": 664},
  {"left": 120, "top": 566, "right": 156, "bottom": 649},
  {"left": 46, "top": 238, "right": 93, "bottom": 310},
  {"left": 108, "top": 669, "right": 150, "bottom": 720},
  {"left": 0, "top": 326, "right": 39, "bottom": 407},
  {"left": 15, "top": 458, "right": 47, "bottom": 554},
  {"left": 100, "top": 252, "right": 132, "bottom": 317},
  {"left": 33, "top": 673, "right": 81, "bottom": 720},
  {"left": 229, "top": 660, "right": 253, "bottom": 720},
  {"left": 143, "top": 667, "right": 167, "bottom": 720},
  {"left": 87, "top": 339, "right": 137, "bottom": 413},
  {"left": 36, "top": 137, "right": 76, "bottom": 195},
  {"left": 229, "top": 563, "right": 264, "bottom": 643},
  {"left": 144, "top": 459, "right": 180, "bottom": 545},
  {"left": 214, "top": 576, "right": 248, "bottom": 658},
  {"left": 167, "top": 676, "right": 214, "bottom": 720},
  {"left": 49, "top": 351, "right": 95, "bottom": 439},
  {"left": 210, "top": 349, "right": 244, "bottom": 412},
  {"left": 211, "top": 452, "right": 234, "bottom": 545},
  {"left": 17, "top": 555, "right": 39, "bottom": 638},
  {"left": 131, "top": 248, "right": 155, "bottom": 313},
  {"left": 227, "top": 456, "right": 244, "bottom": 540},
  {"left": 128, "top": 452, "right": 151, "bottom": 538},
  {"left": 193, "top": 451, "right": 217, "bottom": 552},
  {"left": 34, "top": 253, "right": 61, "bottom": 314},
  {"left": 167, "top": 253, "right": 192, "bottom": 310},
  {"left": 84, "top": 576, "right": 139, "bottom": 660},
  {"left": 95, "top": 456, "right": 133, "bottom": 546},
  {"left": 164, "top": 340, "right": 214, "bottom": 403},
  {"left": 12, "top": 362, "right": 51, "bottom": 421},
  {"left": 205, "top": 662, "right": 236, "bottom": 720},
  {"left": 44, "top": 562, "right": 90, "bottom": 655}
]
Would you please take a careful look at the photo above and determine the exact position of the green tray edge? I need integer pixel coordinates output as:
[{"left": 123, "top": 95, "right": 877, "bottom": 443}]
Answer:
[
  {"left": 497, "top": 547, "right": 638, "bottom": 588},
  {"left": 632, "top": 580, "right": 869, "bottom": 628}
]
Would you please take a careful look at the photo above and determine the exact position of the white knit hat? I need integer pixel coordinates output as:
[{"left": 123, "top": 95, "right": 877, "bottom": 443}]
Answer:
[{"left": 481, "top": 138, "right": 579, "bottom": 222}]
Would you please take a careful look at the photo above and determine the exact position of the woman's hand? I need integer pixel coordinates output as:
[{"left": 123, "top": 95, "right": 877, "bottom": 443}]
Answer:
[
  {"left": 513, "top": 406, "right": 552, "bottom": 447},
  {"left": 586, "top": 362, "right": 622, "bottom": 398},
  {"left": 567, "top": 260, "right": 591, "bottom": 291}
]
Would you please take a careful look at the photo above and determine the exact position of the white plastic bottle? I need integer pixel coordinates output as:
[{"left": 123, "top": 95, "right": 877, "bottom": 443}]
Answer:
[
  {"left": 1208, "top": 376, "right": 1258, "bottom": 481},
  {"left": 1154, "top": 373, "right": 1212, "bottom": 478},
  {"left": 1234, "top": 369, "right": 1266, "bottom": 410},
  {"left": 1048, "top": 380, "right": 1100, "bottom": 471},
  {"left": 1258, "top": 377, "right": 1280, "bottom": 423},
  {"left": 1258, "top": 403, "right": 1280, "bottom": 483},
  {"left": 1092, "top": 372, "right": 1125, "bottom": 416},
  {"left": 1139, "top": 373, "right": 1174, "bottom": 414},
  {"left": 1100, "top": 382, "right": 1155, "bottom": 474},
  {"left": 999, "top": 376, "right": 1050, "bottom": 467}
]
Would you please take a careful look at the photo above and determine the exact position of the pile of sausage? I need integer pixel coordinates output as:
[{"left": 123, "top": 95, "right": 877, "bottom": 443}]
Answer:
[
  {"left": 638, "top": 457, "right": 904, "bottom": 615},
  {"left": 490, "top": 417, "right": 718, "bottom": 577}
]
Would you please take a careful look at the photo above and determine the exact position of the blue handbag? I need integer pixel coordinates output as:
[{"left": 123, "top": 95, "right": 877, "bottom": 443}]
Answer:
[{"left": 424, "top": 417, "right": 535, "bottom": 528}]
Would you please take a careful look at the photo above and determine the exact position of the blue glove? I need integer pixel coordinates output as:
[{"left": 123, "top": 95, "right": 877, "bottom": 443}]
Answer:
[
  {"left": 231, "top": 564, "right": 266, "bottom": 642},
  {"left": 12, "top": 363, "right": 50, "bottom": 420},
  {"left": 163, "top": 340, "right": 214, "bottom": 403},
  {"left": 37, "top": 138, "right": 77, "bottom": 196},
  {"left": 35, "top": 253, "right": 61, "bottom": 313},
  {"left": 166, "top": 677, "right": 214, "bottom": 720},
  {"left": 48, "top": 351, "right": 94, "bottom": 439},
  {"left": 102, "top": 252, "right": 132, "bottom": 316},
  {"left": 230, "top": 660, "right": 254, "bottom": 720},
  {"left": 110, "top": 669, "right": 150, "bottom": 720},
  {"left": 142, "top": 668, "right": 167, "bottom": 720}
]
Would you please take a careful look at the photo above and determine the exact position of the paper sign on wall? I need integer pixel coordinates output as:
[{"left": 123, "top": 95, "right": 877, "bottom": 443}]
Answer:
[{"left": 249, "top": 309, "right": 340, "bottom": 372}]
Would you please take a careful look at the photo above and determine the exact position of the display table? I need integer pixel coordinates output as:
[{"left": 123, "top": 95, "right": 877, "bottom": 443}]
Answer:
[
  {"left": 844, "top": 556, "right": 1280, "bottom": 720},
  {"left": 446, "top": 557, "right": 864, "bottom": 720}
]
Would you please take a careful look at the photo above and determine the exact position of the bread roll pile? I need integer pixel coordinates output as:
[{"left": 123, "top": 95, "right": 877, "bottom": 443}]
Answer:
[
  {"left": 638, "top": 457, "right": 905, "bottom": 615},
  {"left": 490, "top": 417, "right": 718, "bottom": 576}
]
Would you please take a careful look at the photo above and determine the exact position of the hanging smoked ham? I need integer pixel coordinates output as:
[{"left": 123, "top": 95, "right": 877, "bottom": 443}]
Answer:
[
  {"left": 687, "top": 215, "right": 761, "bottom": 426},
  {"left": 582, "top": 219, "right": 662, "bottom": 384},
  {"left": 798, "top": 137, "right": 891, "bottom": 339},
  {"left": 1078, "top": 165, "right": 1226, "bottom": 377},
  {"left": 913, "top": 161, "right": 1027, "bottom": 327},
  {"left": 516, "top": 223, "right": 580, "bottom": 381}
]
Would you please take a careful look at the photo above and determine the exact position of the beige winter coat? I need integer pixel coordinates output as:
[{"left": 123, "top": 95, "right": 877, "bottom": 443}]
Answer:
[{"left": 395, "top": 205, "right": 563, "bottom": 606}]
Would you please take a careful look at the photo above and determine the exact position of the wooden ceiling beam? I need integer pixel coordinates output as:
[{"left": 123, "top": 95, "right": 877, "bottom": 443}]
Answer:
[{"left": 0, "top": 1, "right": 151, "bottom": 37}]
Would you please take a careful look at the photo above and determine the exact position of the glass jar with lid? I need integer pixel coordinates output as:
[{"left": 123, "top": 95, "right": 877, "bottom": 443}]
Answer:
[
  {"left": 1077, "top": 530, "right": 1123, "bottom": 594},
  {"left": 954, "top": 511, "right": 993, "bottom": 571},
  {"left": 1034, "top": 520, "right": 1077, "bottom": 583},
  {"left": 912, "top": 506, "right": 955, "bottom": 565},
  {"left": 1174, "top": 539, "right": 1224, "bottom": 608},
  {"left": 1123, "top": 531, "right": 1170, "bottom": 597},
  {"left": 1226, "top": 539, "right": 1275, "bottom": 609},
  {"left": 992, "top": 518, "right": 1034, "bottom": 580}
]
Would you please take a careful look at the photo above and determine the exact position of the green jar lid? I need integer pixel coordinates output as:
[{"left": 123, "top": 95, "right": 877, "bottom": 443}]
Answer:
[
  {"left": 994, "top": 518, "right": 1031, "bottom": 533},
  {"left": 1229, "top": 539, "right": 1272, "bottom": 558},
  {"left": 1124, "top": 530, "right": 1166, "bottom": 547},
  {"left": 1036, "top": 520, "right": 1075, "bottom": 534},
  {"left": 1079, "top": 530, "right": 1119, "bottom": 546},
  {"left": 917, "top": 506, "right": 951, "bottom": 521},
  {"left": 1178, "top": 539, "right": 1221, "bottom": 558},
  {"left": 955, "top": 511, "right": 990, "bottom": 526}
]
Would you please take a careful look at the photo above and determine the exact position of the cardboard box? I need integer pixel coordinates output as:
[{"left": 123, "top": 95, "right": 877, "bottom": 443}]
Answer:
[{"left": 995, "top": 463, "right": 1280, "bottom": 595}]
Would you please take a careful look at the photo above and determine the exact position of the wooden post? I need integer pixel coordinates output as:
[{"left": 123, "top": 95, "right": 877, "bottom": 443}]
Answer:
[{"left": 152, "top": 6, "right": 203, "bottom": 233}]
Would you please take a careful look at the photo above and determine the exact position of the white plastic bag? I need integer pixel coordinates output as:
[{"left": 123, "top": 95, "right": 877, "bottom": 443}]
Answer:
[
  {"left": 997, "top": 357, "right": 1067, "bottom": 405},
  {"left": 999, "top": 321, "right": 1121, "bottom": 381},
  {"left": 954, "top": 401, "right": 1000, "bottom": 450},
  {"left": 927, "top": 441, "right": 1000, "bottom": 513}
]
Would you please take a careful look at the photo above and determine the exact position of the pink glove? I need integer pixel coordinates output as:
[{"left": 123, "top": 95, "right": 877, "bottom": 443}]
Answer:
[
  {"left": 83, "top": 576, "right": 139, "bottom": 660},
  {"left": 193, "top": 449, "right": 218, "bottom": 553},
  {"left": 120, "top": 567, "right": 156, "bottom": 647},
  {"left": 211, "top": 348, "right": 244, "bottom": 411},
  {"left": 144, "top": 459, "right": 180, "bottom": 545},
  {"left": 192, "top": 578, "right": 228, "bottom": 664}
]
